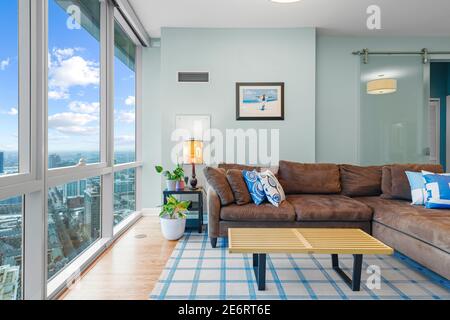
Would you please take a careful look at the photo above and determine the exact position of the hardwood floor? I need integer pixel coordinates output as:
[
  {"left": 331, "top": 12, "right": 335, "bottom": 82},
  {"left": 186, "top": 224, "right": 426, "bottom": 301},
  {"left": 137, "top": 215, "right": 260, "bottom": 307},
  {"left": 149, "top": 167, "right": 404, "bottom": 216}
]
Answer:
[{"left": 58, "top": 214, "right": 177, "bottom": 300}]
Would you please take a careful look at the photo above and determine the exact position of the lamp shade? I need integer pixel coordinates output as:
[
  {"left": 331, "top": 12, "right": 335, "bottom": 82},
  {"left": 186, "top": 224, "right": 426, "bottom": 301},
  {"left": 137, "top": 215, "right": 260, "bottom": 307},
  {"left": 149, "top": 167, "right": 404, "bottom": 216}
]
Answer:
[
  {"left": 183, "top": 140, "right": 203, "bottom": 165},
  {"left": 367, "top": 79, "right": 397, "bottom": 95}
]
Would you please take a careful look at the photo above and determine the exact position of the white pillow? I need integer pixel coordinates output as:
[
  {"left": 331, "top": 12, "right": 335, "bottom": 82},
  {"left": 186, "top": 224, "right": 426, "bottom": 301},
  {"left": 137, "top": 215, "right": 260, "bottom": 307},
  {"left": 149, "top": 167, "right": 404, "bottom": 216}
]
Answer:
[{"left": 258, "top": 170, "right": 286, "bottom": 207}]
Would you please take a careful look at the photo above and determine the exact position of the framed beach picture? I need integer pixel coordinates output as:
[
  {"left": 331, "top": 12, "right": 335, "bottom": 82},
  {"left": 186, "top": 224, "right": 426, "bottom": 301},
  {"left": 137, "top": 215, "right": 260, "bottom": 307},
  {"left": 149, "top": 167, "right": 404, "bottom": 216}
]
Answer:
[{"left": 236, "top": 82, "right": 284, "bottom": 121}]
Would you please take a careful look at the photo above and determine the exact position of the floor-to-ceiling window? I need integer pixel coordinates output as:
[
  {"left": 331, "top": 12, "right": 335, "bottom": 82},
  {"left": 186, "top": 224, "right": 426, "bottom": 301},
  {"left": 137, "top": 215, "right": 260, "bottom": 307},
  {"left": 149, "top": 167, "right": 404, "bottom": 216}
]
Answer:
[
  {"left": 0, "top": 196, "right": 23, "bottom": 300},
  {"left": 0, "top": 1, "right": 19, "bottom": 177},
  {"left": 47, "top": 0, "right": 104, "bottom": 284},
  {"left": 1, "top": 0, "right": 143, "bottom": 300},
  {"left": 0, "top": 0, "right": 29, "bottom": 301},
  {"left": 113, "top": 17, "right": 138, "bottom": 227},
  {"left": 48, "top": 0, "right": 101, "bottom": 168}
]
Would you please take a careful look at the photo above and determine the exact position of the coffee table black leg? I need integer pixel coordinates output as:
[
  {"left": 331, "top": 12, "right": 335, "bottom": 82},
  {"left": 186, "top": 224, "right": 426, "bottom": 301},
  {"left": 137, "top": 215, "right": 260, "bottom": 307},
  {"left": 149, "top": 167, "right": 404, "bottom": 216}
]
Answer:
[
  {"left": 331, "top": 254, "right": 363, "bottom": 291},
  {"left": 252, "top": 254, "right": 266, "bottom": 290},
  {"left": 352, "top": 254, "right": 363, "bottom": 291}
]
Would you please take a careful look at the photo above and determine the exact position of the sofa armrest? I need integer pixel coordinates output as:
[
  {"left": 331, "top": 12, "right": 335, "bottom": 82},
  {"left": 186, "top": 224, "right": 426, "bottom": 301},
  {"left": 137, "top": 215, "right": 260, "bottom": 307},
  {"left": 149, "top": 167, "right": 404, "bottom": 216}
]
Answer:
[{"left": 207, "top": 186, "right": 221, "bottom": 238}]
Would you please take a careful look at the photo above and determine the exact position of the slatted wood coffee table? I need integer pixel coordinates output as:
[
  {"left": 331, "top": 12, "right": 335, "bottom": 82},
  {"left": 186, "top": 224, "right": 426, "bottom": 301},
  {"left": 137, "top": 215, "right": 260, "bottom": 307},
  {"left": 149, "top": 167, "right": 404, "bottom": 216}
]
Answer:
[{"left": 228, "top": 228, "right": 394, "bottom": 291}]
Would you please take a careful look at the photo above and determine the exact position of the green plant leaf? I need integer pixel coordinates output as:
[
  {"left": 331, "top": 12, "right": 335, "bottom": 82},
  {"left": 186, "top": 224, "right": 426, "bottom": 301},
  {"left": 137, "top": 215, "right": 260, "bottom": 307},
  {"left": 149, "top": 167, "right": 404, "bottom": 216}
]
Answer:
[{"left": 155, "top": 165, "right": 163, "bottom": 173}]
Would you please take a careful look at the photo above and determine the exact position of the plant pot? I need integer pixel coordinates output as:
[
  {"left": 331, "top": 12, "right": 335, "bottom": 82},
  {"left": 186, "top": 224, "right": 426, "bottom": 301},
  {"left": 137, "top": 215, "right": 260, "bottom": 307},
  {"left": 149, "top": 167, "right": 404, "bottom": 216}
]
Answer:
[
  {"left": 166, "top": 180, "right": 177, "bottom": 191},
  {"left": 176, "top": 180, "right": 185, "bottom": 190},
  {"left": 160, "top": 217, "right": 186, "bottom": 240}
]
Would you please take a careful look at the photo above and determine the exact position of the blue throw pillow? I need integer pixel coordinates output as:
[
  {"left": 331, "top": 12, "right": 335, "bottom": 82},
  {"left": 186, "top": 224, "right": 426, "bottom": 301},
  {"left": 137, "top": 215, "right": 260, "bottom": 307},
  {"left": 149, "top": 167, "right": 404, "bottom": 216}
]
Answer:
[
  {"left": 405, "top": 171, "right": 427, "bottom": 205},
  {"left": 258, "top": 170, "right": 286, "bottom": 207},
  {"left": 242, "top": 170, "right": 266, "bottom": 205},
  {"left": 422, "top": 172, "right": 450, "bottom": 209}
]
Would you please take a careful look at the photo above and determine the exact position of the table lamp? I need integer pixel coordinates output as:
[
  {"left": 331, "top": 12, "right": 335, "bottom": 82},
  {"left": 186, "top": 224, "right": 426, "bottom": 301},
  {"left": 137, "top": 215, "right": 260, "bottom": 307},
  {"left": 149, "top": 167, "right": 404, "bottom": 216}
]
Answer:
[{"left": 183, "top": 139, "right": 204, "bottom": 189}]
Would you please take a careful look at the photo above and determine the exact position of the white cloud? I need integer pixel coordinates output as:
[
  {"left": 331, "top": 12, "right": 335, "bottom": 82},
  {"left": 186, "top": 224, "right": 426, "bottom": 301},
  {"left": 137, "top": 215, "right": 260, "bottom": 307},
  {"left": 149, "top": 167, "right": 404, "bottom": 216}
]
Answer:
[
  {"left": 48, "top": 112, "right": 98, "bottom": 128},
  {"left": 49, "top": 90, "right": 69, "bottom": 100},
  {"left": 114, "top": 135, "right": 135, "bottom": 147},
  {"left": 0, "top": 58, "right": 10, "bottom": 71},
  {"left": 125, "top": 96, "right": 135, "bottom": 106},
  {"left": 52, "top": 126, "right": 98, "bottom": 136},
  {"left": 48, "top": 112, "right": 99, "bottom": 137},
  {"left": 53, "top": 48, "right": 75, "bottom": 61},
  {"left": 1, "top": 107, "right": 18, "bottom": 116},
  {"left": 68, "top": 101, "right": 99, "bottom": 114},
  {"left": 48, "top": 48, "right": 99, "bottom": 99},
  {"left": 117, "top": 110, "right": 135, "bottom": 124},
  {"left": 7, "top": 108, "right": 18, "bottom": 116}
]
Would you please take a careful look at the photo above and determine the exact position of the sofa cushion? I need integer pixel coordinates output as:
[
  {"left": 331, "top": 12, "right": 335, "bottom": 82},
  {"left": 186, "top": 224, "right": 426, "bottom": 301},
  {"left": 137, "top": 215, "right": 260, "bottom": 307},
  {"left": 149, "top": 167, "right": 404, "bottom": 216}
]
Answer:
[
  {"left": 356, "top": 197, "right": 450, "bottom": 253},
  {"left": 220, "top": 201, "right": 296, "bottom": 222},
  {"left": 339, "top": 165, "right": 382, "bottom": 197},
  {"left": 390, "top": 164, "right": 443, "bottom": 200},
  {"left": 287, "top": 195, "right": 373, "bottom": 221},
  {"left": 226, "top": 169, "right": 252, "bottom": 205},
  {"left": 278, "top": 161, "right": 341, "bottom": 194},
  {"left": 203, "top": 167, "right": 234, "bottom": 206},
  {"left": 381, "top": 166, "right": 393, "bottom": 199}
]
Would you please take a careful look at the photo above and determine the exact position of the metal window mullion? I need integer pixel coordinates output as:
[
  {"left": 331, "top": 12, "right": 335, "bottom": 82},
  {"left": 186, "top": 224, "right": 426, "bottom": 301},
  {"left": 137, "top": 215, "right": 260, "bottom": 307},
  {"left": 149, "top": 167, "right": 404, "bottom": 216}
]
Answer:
[
  {"left": 100, "top": 0, "right": 108, "bottom": 165},
  {"left": 18, "top": 0, "right": 31, "bottom": 176},
  {"left": 135, "top": 46, "right": 142, "bottom": 211},
  {"left": 23, "top": 0, "right": 47, "bottom": 300},
  {"left": 101, "top": 1, "right": 115, "bottom": 240}
]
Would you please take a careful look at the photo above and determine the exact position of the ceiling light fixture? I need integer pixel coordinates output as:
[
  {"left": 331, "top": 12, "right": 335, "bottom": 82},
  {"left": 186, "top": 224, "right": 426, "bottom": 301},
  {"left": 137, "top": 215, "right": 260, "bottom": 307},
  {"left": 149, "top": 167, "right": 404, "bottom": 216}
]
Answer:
[
  {"left": 367, "top": 78, "right": 397, "bottom": 95},
  {"left": 270, "top": 0, "right": 302, "bottom": 3}
]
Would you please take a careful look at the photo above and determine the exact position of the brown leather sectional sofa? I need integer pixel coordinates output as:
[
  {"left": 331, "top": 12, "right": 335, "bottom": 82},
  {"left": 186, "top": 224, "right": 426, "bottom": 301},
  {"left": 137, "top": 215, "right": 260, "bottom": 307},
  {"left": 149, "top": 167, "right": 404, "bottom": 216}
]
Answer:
[{"left": 206, "top": 161, "right": 450, "bottom": 279}]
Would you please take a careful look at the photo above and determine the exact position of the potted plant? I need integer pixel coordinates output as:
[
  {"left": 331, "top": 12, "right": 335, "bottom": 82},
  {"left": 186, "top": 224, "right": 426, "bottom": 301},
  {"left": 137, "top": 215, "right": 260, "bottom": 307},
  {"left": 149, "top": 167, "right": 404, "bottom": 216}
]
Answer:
[
  {"left": 159, "top": 195, "right": 191, "bottom": 240},
  {"left": 155, "top": 165, "right": 185, "bottom": 191}
]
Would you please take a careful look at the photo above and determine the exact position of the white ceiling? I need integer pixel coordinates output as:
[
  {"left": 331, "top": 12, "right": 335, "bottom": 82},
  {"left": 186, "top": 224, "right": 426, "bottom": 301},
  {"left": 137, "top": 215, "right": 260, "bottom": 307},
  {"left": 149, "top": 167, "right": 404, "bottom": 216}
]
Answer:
[{"left": 128, "top": 0, "right": 450, "bottom": 38}]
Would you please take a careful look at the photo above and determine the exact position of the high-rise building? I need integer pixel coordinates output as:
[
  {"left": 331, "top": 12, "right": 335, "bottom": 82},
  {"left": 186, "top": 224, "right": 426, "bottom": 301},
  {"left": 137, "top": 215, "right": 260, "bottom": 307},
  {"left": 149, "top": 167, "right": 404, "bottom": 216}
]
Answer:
[
  {"left": 79, "top": 180, "right": 87, "bottom": 195},
  {"left": 65, "top": 182, "right": 79, "bottom": 197},
  {"left": 48, "top": 154, "right": 61, "bottom": 169},
  {"left": 0, "top": 152, "right": 4, "bottom": 174},
  {"left": 84, "top": 185, "right": 101, "bottom": 238}
]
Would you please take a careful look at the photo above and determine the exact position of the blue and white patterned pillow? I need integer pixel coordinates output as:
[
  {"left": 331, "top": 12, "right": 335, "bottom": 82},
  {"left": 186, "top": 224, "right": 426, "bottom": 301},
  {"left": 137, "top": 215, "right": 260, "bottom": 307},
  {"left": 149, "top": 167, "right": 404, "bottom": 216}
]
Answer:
[
  {"left": 242, "top": 170, "right": 266, "bottom": 205},
  {"left": 258, "top": 170, "right": 286, "bottom": 207},
  {"left": 422, "top": 171, "right": 450, "bottom": 209},
  {"left": 405, "top": 171, "right": 427, "bottom": 205}
]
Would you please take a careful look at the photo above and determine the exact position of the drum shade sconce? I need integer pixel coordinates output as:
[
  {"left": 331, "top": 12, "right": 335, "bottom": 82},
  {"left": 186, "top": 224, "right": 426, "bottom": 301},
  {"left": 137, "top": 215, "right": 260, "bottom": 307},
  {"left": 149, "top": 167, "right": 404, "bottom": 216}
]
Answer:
[{"left": 367, "top": 78, "right": 397, "bottom": 95}]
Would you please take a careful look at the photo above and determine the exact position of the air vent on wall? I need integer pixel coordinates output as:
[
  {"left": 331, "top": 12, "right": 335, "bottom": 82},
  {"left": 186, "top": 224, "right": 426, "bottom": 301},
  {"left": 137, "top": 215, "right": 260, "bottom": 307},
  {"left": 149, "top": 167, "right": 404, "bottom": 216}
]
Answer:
[{"left": 178, "top": 72, "right": 209, "bottom": 83}]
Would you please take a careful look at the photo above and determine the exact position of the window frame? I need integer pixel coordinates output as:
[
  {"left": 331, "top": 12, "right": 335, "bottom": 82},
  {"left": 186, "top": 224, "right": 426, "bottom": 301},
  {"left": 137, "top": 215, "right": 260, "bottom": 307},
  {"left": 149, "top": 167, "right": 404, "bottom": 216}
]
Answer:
[
  {"left": 0, "top": 0, "right": 32, "bottom": 189},
  {"left": 1, "top": 0, "right": 145, "bottom": 300},
  {"left": 111, "top": 8, "right": 142, "bottom": 234}
]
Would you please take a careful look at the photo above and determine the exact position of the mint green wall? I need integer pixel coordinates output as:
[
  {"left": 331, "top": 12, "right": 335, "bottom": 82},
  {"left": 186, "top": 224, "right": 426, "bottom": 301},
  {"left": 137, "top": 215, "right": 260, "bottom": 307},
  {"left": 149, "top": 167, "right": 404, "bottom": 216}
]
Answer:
[
  {"left": 142, "top": 46, "right": 162, "bottom": 208},
  {"left": 142, "top": 28, "right": 316, "bottom": 207},
  {"left": 142, "top": 30, "right": 450, "bottom": 207},
  {"left": 316, "top": 36, "right": 450, "bottom": 164}
]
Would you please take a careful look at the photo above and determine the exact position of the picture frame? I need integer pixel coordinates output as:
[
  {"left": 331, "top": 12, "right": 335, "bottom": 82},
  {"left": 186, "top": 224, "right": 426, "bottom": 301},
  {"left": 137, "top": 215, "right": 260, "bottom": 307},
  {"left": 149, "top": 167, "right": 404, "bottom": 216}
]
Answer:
[{"left": 236, "top": 82, "right": 285, "bottom": 121}]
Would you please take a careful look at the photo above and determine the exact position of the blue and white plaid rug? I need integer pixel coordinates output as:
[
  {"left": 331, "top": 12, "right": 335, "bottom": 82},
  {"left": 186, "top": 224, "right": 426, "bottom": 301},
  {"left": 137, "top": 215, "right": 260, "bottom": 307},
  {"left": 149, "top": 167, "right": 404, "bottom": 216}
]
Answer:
[{"left": 150, "top": 232, "right": 450, "bottom": 300}]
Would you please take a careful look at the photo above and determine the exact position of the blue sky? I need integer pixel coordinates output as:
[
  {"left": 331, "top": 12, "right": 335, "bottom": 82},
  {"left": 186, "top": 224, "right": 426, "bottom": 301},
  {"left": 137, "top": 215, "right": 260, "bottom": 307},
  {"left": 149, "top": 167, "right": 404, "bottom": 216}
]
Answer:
[
  {"left": 0, "top": 1, "right": 19, "bottom": 153},
  {"left": 0, "top": 0, "right": 135, "bottom": 156}
]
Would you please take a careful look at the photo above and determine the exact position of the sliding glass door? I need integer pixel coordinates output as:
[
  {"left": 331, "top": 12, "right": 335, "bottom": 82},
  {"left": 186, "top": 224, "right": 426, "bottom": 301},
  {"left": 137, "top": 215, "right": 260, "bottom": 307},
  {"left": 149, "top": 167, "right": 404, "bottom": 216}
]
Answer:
[{"left": 360, "top": 56, "right": 430, "bottom": 165}]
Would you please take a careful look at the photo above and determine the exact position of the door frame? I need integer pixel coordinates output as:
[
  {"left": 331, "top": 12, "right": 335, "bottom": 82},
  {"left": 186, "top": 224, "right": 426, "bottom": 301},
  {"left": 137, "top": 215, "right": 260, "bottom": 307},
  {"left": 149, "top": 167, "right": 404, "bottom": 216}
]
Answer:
[
  {"left": 429, "top": 98, "right": 441, "bottom": 164},
  {"left": 447, "top": 96, "right": 450, "bottom": 170}
]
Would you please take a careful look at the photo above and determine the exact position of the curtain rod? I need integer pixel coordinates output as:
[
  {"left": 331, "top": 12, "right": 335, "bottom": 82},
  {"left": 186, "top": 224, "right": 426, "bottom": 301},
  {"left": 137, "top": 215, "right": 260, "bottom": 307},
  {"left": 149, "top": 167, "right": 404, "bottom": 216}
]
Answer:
[{"left": 352, "top": 48, "right": 450, "bottom": 64}]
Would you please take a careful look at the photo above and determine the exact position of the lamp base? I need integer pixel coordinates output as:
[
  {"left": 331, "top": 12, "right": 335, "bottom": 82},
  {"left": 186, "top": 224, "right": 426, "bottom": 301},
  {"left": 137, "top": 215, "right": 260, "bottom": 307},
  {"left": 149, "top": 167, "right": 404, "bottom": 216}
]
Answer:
[{"left": 190, "top": 177, "right": 198, "bottom": 189}]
